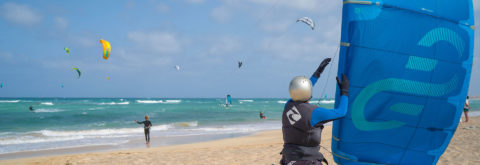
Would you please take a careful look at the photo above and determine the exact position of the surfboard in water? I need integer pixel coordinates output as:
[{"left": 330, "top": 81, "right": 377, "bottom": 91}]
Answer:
[{"left": 332, "top": 0, "right": 475, "bottom": 164}]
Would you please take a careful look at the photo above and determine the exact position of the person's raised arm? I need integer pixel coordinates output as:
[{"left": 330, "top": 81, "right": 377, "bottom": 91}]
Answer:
[
  {"left": 310, "top": 74, "right": 349, "bottom": 127},
  {"left": 310, "top": 58, "right": 331, "bottom": 87}
]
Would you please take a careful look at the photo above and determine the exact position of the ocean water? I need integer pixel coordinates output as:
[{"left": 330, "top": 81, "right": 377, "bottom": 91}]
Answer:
[
  {"left": 0, "top": 98, "right": 333, "bottom": 155},
  {"left": 0, "top": 97, "right": 478, "bottom": 155}
]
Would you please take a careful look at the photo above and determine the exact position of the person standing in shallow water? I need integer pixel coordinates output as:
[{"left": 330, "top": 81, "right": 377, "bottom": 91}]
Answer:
[
  {"left": 464, "top": 96, "right": 470, "bottom": 122},
  {"left": 136, "top": 115, "right": 152, "bottom": 143},
  {"left": 280, "top": 58, "right": 350, "bottom": 165}
]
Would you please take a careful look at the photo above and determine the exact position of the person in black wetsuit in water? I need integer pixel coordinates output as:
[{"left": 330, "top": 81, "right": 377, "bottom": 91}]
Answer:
[
  {"left": 259, "top": 112, "right": 266, "bottom": 119},
  {"left": 136, "top": 115, "right": 152, "bottom": 143}
]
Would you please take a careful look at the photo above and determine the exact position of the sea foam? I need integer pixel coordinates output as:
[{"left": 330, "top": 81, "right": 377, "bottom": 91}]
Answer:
[
  {"left": 136, "top": 100, "right": 163, "bottom": 104},
  {"left": 34, "top": 109, "right": 64, "bottom": 113},
  {"left": 98, "top": 101, "right": 130, "bottom": 105},
  {"left": 136, "top": 100, "right": 181, "bottom": 104},
  {"left": 0, "top": 100, "right": 20, "bottom": 103},
  {"left": 40, "top": 102, "right": 54, "bottom": 106}
]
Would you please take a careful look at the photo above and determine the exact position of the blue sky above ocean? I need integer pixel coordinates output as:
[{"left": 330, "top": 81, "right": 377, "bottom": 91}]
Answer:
[{"left": 0, "top": 0, "right": 479, "bottom": 98}]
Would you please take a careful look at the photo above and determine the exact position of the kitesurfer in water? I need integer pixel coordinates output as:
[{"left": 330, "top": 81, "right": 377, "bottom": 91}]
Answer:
[
  {"left": 280, "top": 58, "right": 349, "bottom": 165},
  {"left": 29, "top": 105, "right": 34, "bottom": 112},
  {"left": 463, "top": 96, "right": 470, "bottom": 122},
  {"left": 259, "top": 112, "right": 266, "bottom": 119},
  {"left": 136, "top": 115, "right": 152, "bottom": 143}
]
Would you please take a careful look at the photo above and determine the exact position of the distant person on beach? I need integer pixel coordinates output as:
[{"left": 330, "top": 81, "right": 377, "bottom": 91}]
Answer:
[
  {"left": 464, "top": 96, "right": 470, "bottom": 122},
  {"left": 280, "top": 58, "right": 349, "bottom": 165},
  {"left": 136, "top": 115, "right": 152, "bottom": 143}
]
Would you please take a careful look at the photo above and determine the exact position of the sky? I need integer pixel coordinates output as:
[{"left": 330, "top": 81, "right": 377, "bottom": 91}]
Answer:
[{"left": 0, "top": 0, "right": 479, "bottom": 98}]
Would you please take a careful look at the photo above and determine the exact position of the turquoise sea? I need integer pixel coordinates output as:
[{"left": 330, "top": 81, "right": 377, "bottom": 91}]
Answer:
[
  {"left": 0, "top": 97, "right": 335, "bottom": 155},
  {"left": 0, "top": 97, "right": 478, "bottom": 156}
]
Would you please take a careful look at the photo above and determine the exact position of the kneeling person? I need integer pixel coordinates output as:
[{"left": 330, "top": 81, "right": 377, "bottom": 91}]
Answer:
[{"left": 281, "top": 58, "right": 349, "bottom": 165}]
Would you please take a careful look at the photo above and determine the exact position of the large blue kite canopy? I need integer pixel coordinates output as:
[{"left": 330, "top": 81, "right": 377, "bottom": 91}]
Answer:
[{"left": 332, "top": 0, "right": 475, "bottom": 164}]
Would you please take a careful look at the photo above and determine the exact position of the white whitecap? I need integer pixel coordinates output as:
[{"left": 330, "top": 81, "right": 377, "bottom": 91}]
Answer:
[
  {"left": 136, "top": 100, "right": 163, "bottom": 104},
  {"left": 87, "top": 107, "right": 105, "bottom": 111},
  {"left": 40, "top": 102, "right": 54, "bottom": 106},
  {"left": 98, "top": 101, "right": 129, "bottom": 105},
  {"left": 0, "top": 100, "right": 20, "bottom": 103},
  {"left": 34, "top": 109, "right": 64, "bottom": 113},
  {"left": 164, "top": 100, "right": 181, "bottom": 103}
]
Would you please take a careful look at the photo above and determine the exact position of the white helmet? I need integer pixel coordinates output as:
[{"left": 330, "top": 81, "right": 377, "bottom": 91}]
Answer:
[{"left": 289, "top": 76, "right": 312, "bottom": 101}]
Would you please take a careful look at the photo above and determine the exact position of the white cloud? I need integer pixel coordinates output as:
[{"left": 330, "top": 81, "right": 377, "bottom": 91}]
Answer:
[
  {"left": 210, "top": 0, "right": 249, "bottom": 23},
  {"left": 67, "top": 34, "right": 97, "bottom": 48},
  {"left": 261, "top": 35, "right": 337, "bottom": 61},
  {"left": 54, "top": 17, "right": 68, "bottom": 29},
  {"left": 249, "top": 0, "right": 322, "bottom": 12},
  {"left": 208, "top": 37, "right": 242, "bottom": 55},
  {"left": 115, "top": 47, "right": 172, "bottom": 68},
  {"left": 209, "top": 0, "right": 341, "bottom": 33},
  {"left": 211, "top": 6, "right": 231, "bottom": 22},
  {"left": 260, "top": 19, "right": 293, "bottom": 33},
  {"left": 156, "top": 3, "right": 169, "bottom": 13},
  {"left": 127, "top": 31, "right": 181, "bottom": 54},
  {"left": 0, "top": 2, "right": 42, "bottom": 26}
]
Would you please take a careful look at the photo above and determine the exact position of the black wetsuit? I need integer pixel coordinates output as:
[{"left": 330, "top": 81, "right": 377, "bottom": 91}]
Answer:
[{"left": 137, "top": 120, "right": 152, "bottom": 142}]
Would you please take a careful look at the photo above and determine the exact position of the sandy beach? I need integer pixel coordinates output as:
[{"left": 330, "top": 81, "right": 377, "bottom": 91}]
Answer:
[
  {"left": 438, "top": 116, "right": 480, "bottom": 165},
  {"left": 1, "top": 117, "right": 479, "bottom": 165}
]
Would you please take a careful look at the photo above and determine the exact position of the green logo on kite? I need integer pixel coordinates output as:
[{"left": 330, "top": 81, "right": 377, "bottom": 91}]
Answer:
[{"left": 351, "top": 27, "right": 464, "bottom": 131}]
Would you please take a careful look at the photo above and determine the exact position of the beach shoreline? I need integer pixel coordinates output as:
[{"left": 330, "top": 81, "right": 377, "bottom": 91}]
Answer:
[
  {"left": 0, "top": 117, "right": 478, "bottom": 164},
  {"left": 0, "top": 131, "right": 254, "bottom": 160}
]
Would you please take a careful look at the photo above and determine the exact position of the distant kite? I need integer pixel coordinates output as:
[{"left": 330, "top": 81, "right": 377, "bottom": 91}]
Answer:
[
  {"left": 238, "top": 61, "right": 243, "bottom": 68},
  {"left": 64, "top": 47, "right": 70, "bottom": 54},
  {"left": 61, "top": 84, "right": 64, "bottom": 88},
  {"left": 100, "top": 39, "right": 111, "bottom": 60},
  {"left": 174, "top": 65, "right": 180, "bottom": 71},
  {"left": 0, "top": 82, "right": 3, "bottom": 88},
  {"left": 106, "top": 76, "right": 110, "bottom": 80},
  {"left": 297, "top": 17, "right": 315, "bottom": 30},
  {"left": 73, "top": 67, "right": 81, "bottom": 79}
]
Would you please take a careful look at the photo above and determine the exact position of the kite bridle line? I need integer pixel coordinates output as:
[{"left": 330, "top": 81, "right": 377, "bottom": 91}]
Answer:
[
  {"left": 313, "top": 0, "right": 343, "bottom": 106},
  {"left": 315, "top": 44, "right": 339, "bottom": 106}
]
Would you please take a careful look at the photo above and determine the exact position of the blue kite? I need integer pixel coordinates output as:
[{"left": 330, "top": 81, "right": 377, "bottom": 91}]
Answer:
[{"left": 332, "top": 0, "right": 475, "bottom": 164}]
